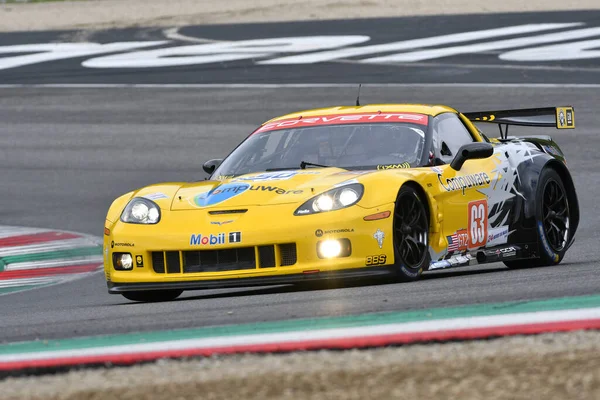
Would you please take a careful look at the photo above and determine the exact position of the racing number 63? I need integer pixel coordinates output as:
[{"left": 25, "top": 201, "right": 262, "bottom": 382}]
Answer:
[{"left": 468, "top": 200, "right": 488, "bottom": 248}]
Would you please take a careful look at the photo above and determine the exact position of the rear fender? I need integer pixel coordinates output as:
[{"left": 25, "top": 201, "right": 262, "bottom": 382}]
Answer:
[{"left": 517, "top": 155, "right": 579, "bottom": 249}]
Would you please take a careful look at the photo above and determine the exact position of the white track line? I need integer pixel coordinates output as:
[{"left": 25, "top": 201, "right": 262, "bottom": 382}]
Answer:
[
  {"left": 4, "top": 257, "right": 104, "bottom": 271},
  {"left": 0, "top": 227, "right": 51, "bottom": 239},
  {"left": 1, "top": 83, "right": 600, "bottom": 89},
  {"left": 1, "top": 307, "right": 599, "bottom": 363},
  {"left": 0, "top": 276, "right": 59, "bottom": 288},
  {"left": 0, "top": 238, "right": 99, "bottom": 257}
]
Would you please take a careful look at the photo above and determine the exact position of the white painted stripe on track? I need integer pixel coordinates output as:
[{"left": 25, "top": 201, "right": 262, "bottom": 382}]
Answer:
[
  {"left": 260, "top": 23, "right": 581, "bottom": 64},
  {"left": 1, "top": 83, "right": 600, "bottom": 89},
  {"left": 2, "top": 307, "right": 599, "bottom": 363},
  {"left": 4, "top": 257, "right": 103, "bottom": 271},
  {"left": 0, "top": 277, "right": 58, "bottom": 288},
  {"left": 364, "top": 26, "right": 600, "bottom": 63},
  {"left": 0, "top": 238, "right": 100, "bottom": 257},
  {"left": 0, "top": 227, "right": 51, "bottom": 239}
]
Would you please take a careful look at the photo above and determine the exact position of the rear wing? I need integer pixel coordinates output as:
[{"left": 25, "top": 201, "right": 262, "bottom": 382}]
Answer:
[{"left": 463, "top": 106, "right": 575, "bottom": 139}]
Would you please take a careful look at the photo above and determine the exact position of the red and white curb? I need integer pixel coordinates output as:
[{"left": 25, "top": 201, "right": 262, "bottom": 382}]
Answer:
[
  {"left": 0, "top": 225, "right": 103, "bottom": 295},
  {"left": 1, "top": 305, "right": 599, "bottom": 371}
]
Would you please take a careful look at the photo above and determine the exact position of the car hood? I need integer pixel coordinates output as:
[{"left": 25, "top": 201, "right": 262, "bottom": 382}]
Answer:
[{"left": 169, "top": 169, "right": 373, "bottom": 211}]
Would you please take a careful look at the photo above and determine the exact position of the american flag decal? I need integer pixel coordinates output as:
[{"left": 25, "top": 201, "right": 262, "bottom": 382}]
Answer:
[{"left": 447, "top": 234, "right": 459, "bottom": 252}]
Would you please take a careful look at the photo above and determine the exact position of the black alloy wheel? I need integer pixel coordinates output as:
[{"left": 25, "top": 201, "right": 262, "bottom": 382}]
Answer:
[
  {"left": 542, "top": 179, "right": 570, "bottom": 252},
  {"left": 505, "top": 168, "right": 570, "bottom": 269},
  {"left": 393, "top": 185, "right": 430, "bottom": 281}
]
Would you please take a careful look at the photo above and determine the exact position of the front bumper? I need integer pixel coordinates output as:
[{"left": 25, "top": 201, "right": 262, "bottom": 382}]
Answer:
[
  {"left": 107, "top": 266, "right": 397, "bottom": 293},
  {"left": 104, "top": 202, "right": 396, "bottom": 291}
]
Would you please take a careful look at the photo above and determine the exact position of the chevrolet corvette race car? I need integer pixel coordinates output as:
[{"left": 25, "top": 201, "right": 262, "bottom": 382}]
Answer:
[{"left": 104, "top": 104, "right": 579, "bottom": 302}]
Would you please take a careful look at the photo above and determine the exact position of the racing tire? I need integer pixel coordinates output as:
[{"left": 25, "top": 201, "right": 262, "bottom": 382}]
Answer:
[
  {"left": 504, "top": 168, "right": 571, "bottom": 269},
  {"left": 121, "top": 290, "right": 183, "bottom": 302},
  {"left": 392, "top": 185, "right": 430, "bottom": 281}
]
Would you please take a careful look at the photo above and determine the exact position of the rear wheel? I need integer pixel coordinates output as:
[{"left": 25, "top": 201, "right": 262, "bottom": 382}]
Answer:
[
  {"left": 392, "top": 185, "right": 430, "bottom": 281},
  {"left": 122, "top": 290, "right": 183, "bottom": 302},
  {"left": 504, "top": 168, "right": 570, "bottom": 269}
]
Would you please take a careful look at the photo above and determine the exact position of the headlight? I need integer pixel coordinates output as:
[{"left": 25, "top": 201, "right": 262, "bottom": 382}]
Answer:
[
  {"left": 120, "top": 197, "right": 161, "bottom": 224},
  {"left": 294, "top": 183, "right": 364, "bottom": 215}
]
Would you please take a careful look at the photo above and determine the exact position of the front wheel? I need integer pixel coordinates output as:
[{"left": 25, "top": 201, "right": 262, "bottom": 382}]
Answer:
[
  {"left": 504, "top": 167, "right": 570, "bottom": 269},
  {"left": 122, "top": 290, "right": 183, "bottom": 302},
  {"left": 392, "top": 185, "right": 430, "bottom": 281}
]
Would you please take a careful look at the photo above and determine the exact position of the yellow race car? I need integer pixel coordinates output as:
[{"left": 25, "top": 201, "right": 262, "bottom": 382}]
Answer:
[{"left": 104, "top": 104, "right": 579, "bottom": 302}]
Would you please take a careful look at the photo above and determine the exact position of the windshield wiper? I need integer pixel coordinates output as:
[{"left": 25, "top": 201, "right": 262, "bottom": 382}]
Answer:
[{"left": 300, "top": 161, "right": 331, "bottom": 169}]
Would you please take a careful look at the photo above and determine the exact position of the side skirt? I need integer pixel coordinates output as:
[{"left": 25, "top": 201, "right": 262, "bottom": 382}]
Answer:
[{"left": 427, "top": 243, "right": 538, "bottom": 271}]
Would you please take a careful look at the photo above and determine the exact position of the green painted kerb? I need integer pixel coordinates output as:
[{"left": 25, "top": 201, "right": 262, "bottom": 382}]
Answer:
[
  {"left": 1, "top": 294, "right": 600, "bottom": 355},
  {"left": 0, "top": 247, "right": 101, "bottom": 271}
]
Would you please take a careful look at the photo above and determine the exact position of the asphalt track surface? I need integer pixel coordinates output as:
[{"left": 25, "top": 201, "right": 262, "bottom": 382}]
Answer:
[
  {"left": 1, "top": 10, "right": 600, "bottom": 84},
  {"left": 1, "top": 84, "right": 599, "bottom": 344}
]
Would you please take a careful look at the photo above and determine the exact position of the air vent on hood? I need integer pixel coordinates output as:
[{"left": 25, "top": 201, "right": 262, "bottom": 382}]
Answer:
[{"left": 208, "top": 209, "right": 248, "bottom": 215}]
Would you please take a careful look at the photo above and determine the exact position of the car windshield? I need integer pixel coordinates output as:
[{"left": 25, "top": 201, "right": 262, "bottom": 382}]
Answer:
[{"left": 212, "top": 120, "right": 428, "bottom": 178}]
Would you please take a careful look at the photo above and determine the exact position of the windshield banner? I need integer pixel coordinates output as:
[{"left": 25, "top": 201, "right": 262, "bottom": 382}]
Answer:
[{"left": 255, "top": 113, "right": 428, "bottom": 134}]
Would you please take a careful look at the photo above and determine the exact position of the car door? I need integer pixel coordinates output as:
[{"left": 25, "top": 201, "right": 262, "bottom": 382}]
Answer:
[{"left": 431, "top": 113, "right": 499, "bottom": 258}]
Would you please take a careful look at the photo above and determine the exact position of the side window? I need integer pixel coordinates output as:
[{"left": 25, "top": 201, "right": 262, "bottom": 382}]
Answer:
[{"left": 432, "top": 113, "right": 475, "bottom": 164}]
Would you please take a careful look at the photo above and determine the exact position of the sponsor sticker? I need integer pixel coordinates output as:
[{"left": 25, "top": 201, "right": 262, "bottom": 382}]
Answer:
[
  {"left": 468, "top": 200, "right": 488, "bottom": 248},
  {"left": 228, "top": 232, "right": 242, "bottom": 243},
  {"left": 373, "top": 229, "right": 385, "bottom": 249},
  {"left": 143, "top": 192, "right": 169, "bottom": 201},
  {"left": 194, "top": 183, "right": 250, "bottom": 207},
  {"left": 377, "top": 162, "right": 410, "bottom": 170},
  {"left": 112, "top": 241, "right": 134, "bottom": 247},
  {"left": 438, "top": 172, "right": 491, "bottom": 195},
  {"left": 255, "top": 113, "right": 429, "bottom": 134},
  {"left": 190, "top": 233, "right": 226, "bottom": 246},
  {"left": 190, "top": 232, "right": 242, "bottom": 245},
  {"left": 556, "top": 107, "right": 575, "bottom": 129},
  {"left": 447, "top": 229, "right": 468, "bottom": 252},
  {"left": 316, "top": 228, "right": 355, "bottom": 236},
  {"left": 234, "top": 171, "right": 316, "bottom": 182},
  {"left": 486, "top": 226, "right": 509, "bottom": 247},
  {"left": 366, "top": 255, "right": 387, "bottom": 266}
]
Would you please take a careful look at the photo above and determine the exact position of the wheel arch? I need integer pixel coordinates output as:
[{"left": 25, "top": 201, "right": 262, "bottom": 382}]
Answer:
[
  {"left": 399, "top": 181, "right": 431, "bottom": 218},
  {"left": 545, "top": 159, "right": 580, "bottom": 248},
  {"left": 519, "top": 158, "right": 579, "bottom": 248}
]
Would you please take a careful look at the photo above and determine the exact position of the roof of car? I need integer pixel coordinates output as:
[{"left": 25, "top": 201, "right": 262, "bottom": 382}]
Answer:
[{"left": 265, "top": 104, "right": 458, "bottom": 124}]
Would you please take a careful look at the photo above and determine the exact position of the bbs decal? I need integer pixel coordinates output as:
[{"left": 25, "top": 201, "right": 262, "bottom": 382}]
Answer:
[{"left": 366, "top": 255, "right": 387, "bottom": 265}]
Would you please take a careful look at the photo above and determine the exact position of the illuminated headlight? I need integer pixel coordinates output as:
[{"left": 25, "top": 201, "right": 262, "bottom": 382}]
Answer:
[
  {"left": 317, "top": 239, "right": 352, "bottom": 259},
  {"left": 121, "top": 197, "right": 161, "bottom": 224},
  {"left": 113, "top": 253, "right": 133, "bottom": 270},
  {"left": 295, "top": 183, "right": 364, "bottom": 215},
  {"left": 319, "top": 240, "right": 342, "bottom": 258}
]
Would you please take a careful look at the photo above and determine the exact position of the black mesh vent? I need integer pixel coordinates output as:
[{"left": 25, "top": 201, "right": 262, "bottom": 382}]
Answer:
[
  {"left": 166, "top": 251, "right": 181, "bottom": 274},
  {"left": 152, "top": 252, "right": 165, "bottom": 274},
  {"left": 208, "top": 209, "right": 248, "bottom": 215},
  {"left": 279, "top": 243, "right": 297, "bottom": 266},
  {"left": 258, "top": 245, "right": 275, "bottom": 268},
  {"left": 183, "top": 247, "right": 255, "bottom": 273}
]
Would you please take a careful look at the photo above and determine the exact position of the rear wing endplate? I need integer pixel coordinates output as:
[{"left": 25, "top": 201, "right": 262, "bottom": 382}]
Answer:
[{"left": 464, "top": 106, "right": 575, "bottom": 139}]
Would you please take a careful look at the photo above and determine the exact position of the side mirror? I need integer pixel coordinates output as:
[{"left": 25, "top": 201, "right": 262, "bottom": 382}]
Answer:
[
  {"left": 202, "top": 159, "right": 222, "bottom": 175},
  {"left": 450, "top": 143, "right": 494, "bottom": 171}
]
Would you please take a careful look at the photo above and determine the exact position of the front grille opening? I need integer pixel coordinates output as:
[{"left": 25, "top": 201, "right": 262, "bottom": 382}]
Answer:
[
  {"left": 183, "top": 247, "right": 255, "bottom": 273},
  {"left": 208, "top": 209, "right": 248, "bottom": 215},
  {"left": 166, "top": 251, "right": 181, "bottom": 274},
  {"left": 152, "top": 252, "right": 165, "bottom": 273},
  {"left": 258, "top": 245, "right": 275, "bottom": 268},
  {"left": 279, "top": 243, "right": 297, "bottom": 266}
]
